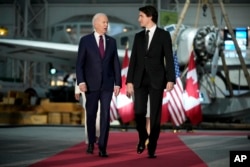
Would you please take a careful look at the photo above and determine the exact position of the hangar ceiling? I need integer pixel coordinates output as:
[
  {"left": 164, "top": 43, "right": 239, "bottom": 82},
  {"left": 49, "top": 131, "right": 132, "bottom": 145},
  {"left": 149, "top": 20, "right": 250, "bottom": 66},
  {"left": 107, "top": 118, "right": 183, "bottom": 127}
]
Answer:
[{"left": 0, "top": 0, "right": 250, "bottom": 4}]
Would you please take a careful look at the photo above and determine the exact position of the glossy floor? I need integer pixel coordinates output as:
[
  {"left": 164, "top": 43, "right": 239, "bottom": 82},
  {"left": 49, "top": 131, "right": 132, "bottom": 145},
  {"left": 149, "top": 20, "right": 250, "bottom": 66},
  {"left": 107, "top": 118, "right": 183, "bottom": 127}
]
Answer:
[{"left": 0, "top": 126, "right": 249, "bottom": 167}]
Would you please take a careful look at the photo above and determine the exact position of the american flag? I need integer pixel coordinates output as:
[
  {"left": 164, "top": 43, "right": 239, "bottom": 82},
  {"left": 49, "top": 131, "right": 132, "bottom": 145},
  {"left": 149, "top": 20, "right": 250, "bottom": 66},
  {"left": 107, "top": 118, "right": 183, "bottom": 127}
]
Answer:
[
  {"left": 110, "top": 95, "right": 119, "bottom": 122},
  {"left": 167, "top": 53, "right": 186, "bottom": 126}
]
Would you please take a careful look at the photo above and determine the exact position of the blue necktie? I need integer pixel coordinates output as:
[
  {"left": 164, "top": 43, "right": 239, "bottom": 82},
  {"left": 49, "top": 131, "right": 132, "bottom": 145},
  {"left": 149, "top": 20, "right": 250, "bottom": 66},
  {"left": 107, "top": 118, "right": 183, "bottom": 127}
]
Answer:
[{"left": 99, "top": 35, "right": 104, "bottom": 58}]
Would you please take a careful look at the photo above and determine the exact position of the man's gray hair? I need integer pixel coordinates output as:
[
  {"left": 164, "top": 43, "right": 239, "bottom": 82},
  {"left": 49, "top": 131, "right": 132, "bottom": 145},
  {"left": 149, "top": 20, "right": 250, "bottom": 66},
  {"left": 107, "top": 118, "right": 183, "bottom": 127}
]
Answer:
[{"left": 92, "top": 13, "right": 107, "bottom": 28}]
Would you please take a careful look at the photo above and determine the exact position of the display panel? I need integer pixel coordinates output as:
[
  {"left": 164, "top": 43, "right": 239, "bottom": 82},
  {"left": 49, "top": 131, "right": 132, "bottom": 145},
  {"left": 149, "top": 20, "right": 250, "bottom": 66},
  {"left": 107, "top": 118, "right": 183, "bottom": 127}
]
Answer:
[{"left": 224, "top": 28, "right": 248, "bottom": 51}]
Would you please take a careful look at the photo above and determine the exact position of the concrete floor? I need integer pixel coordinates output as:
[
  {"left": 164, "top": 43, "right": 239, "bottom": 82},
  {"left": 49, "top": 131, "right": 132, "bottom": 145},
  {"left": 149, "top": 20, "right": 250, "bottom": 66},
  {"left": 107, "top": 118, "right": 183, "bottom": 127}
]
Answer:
[{"left": 0, "top": 126, "right": 249, "bottom": 167}]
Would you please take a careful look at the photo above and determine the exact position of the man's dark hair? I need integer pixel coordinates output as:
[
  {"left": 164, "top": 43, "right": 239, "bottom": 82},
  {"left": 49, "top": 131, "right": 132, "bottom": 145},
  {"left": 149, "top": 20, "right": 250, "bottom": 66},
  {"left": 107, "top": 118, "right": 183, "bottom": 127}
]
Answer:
[{"left": 139, "top": 5, "right": 158, "bottom": 24}]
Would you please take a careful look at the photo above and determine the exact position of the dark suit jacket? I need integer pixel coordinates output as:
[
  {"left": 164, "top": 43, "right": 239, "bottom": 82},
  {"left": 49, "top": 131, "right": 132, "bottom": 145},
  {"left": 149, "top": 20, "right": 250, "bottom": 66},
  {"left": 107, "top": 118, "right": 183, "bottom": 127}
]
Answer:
[
  {"left": 126, "top": 27, "right": 175, "bottom": 90},
  {"left": 76, "top": 33, "right": 121, "bottom": 91}
]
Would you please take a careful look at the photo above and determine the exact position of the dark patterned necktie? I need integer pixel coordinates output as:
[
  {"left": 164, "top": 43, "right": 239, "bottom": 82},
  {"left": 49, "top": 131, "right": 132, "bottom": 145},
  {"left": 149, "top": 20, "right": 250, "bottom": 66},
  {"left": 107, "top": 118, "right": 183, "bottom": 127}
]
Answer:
[
  {"left": 99, "top": 35, "right": 104, "bottom": 58},
  {"left": 145, "top": 30, "right": 150, "bottom": 51}
]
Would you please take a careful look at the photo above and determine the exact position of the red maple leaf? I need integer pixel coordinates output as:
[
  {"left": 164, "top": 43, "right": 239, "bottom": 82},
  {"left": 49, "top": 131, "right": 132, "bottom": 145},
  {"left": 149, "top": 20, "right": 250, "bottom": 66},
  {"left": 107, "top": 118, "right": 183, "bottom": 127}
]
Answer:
[{"left": 185, "top": 77, "right": 199, "bottom": 98}]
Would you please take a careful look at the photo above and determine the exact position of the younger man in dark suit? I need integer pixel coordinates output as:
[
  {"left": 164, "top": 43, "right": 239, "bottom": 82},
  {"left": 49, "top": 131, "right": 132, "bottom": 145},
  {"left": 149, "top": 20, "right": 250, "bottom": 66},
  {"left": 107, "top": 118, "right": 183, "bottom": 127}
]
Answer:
[{"left": 126, "top": 5, "right": 175, "bottom": 158}]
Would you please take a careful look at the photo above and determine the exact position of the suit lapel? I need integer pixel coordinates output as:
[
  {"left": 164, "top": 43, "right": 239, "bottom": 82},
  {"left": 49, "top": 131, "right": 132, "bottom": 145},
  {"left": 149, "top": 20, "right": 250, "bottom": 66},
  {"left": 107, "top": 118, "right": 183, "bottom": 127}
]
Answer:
[
  {"left": 148, "top": 27, "right": 159, "bottom": 52},
  {"left": 90, "top": 33, "right": 99, "bottom": 51},
  {"left": 90, "top": 33, "right": 103, "bottom": 58},
  {"left": 140, "top": 30, "right": 148, "bottom": 55}
]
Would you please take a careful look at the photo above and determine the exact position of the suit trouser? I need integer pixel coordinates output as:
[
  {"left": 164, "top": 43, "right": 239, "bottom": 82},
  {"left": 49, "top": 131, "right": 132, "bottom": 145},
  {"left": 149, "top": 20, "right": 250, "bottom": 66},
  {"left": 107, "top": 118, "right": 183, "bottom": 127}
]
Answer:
[
  {"left": 134, "top": 72, "right": 163, "bottom": 153},
  {"left": 85, "top": 90, "right": 113, "bottom": 151},
  {"left": 81, "top": 94, "right": 100, "bottom": 144}
]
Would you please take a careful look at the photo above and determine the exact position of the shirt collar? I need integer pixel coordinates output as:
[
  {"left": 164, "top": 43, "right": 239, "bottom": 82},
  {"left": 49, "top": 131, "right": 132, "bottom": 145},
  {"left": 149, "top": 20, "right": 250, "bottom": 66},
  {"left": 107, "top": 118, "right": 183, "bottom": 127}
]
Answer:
[
  {"left": 146, "top": 24, "right": 157, "bottom": 34},
  {"left": 94, "top": 32, "right": 105, "bottom": 38}
]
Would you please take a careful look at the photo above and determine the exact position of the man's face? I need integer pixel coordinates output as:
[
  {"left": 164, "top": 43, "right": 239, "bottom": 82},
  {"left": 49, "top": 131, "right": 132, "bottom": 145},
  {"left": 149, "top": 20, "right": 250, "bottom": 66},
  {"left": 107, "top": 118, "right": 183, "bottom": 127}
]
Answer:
[
  {"left": 138, "top": 11, "right": 152, "bottom": 28},
  {"left": 94, "top": 15, "right": 108, "bottom": 35}
]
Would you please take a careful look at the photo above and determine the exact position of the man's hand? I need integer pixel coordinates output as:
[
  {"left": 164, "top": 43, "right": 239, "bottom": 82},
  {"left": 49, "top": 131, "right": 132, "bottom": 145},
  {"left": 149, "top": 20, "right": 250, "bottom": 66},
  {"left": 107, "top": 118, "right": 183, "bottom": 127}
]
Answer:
[
  {"left": 126, "top": 83, "right": 134, "bottom": 98},
  {"left": 166, "top": 82, "right": 174, "bottom": 92},
  {"left": 114, "top": 86, "right": 120, "bottom": 96},
  {"left": 79, "top": 83, "right": 87, "bottom": 92}
]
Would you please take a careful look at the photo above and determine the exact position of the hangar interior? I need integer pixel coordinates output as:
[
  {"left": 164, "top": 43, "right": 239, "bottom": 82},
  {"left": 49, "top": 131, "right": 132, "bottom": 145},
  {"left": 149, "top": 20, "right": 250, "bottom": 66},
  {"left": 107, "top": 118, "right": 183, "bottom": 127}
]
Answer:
[{"left": 0, "top": 0, "right": 250, "bottom": 127}]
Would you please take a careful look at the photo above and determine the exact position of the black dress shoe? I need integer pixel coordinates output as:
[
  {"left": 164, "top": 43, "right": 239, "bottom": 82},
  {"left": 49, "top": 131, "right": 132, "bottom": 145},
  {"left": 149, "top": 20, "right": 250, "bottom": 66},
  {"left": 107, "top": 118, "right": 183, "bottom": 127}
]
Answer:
[
  {"left": 137, "top": 142, "right": 145, "bottom": 154},
  {"left": 86, "top": 144, "right": 94, "bottom": 154},
  {"left": 148, "top": 153, "right": 157, "bottom": 158},
  {"left": 99, "top": 150, "right": 108, "bottom": 157}
]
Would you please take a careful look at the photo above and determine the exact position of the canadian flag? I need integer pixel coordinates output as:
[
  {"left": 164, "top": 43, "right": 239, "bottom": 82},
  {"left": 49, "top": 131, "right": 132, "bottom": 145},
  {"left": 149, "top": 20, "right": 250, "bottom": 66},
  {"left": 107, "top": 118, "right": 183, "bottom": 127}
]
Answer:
[
  {"left": 183, "top": 51, "right": 202, "bottom": 125},
  {"left": 116, "top": 46, "right": 134, "bottom": 123},
  {"left": 161, "top": 90, "right": 171, "bottom": 124}
]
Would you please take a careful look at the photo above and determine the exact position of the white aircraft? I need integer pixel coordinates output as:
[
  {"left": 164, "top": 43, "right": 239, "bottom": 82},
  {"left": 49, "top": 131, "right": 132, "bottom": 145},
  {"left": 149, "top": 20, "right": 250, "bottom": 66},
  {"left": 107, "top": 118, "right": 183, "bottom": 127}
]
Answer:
[
  {"left": 0, "top": 37, "right": 131, "bottom": 98},
  {"left": 0, "top": 24, "right": 249, "bottom": 99},
  {"left": 0, "top": 13, "right": 136, "bottom": 89},
  {"left": 1, "top": 24, "right": 250, "bottom": 123},
  {"left": 0, "top": 38, "right": 129, "bottom": 70}
]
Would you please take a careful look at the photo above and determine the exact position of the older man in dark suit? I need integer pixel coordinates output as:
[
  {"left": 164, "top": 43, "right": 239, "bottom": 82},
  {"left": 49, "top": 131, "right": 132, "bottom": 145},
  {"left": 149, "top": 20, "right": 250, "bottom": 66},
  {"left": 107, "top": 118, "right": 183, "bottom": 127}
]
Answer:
[
  {"left": 76, "top": 13, "right": 121, "bottom": 157},
  {"left": 126, "top": 5, "right": 175, "bottom": 158}
]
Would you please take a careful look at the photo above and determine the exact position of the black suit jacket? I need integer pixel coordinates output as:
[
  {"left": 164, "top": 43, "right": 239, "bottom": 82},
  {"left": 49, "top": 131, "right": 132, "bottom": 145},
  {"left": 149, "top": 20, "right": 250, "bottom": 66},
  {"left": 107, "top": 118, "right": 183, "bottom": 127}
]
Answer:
[{"left": 126, "top": 27, "right": 175, "bottom": 89}]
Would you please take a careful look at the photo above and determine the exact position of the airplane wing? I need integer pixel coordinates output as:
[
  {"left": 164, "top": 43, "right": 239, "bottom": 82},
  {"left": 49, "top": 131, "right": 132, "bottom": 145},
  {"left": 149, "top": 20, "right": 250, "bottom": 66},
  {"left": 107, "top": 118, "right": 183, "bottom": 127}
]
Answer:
[
  {"left": 0, "top": 39, "right": 78, "bottom": 71},
  {"left": 0, "top": 38, "right": 128, "bottom": 73}
]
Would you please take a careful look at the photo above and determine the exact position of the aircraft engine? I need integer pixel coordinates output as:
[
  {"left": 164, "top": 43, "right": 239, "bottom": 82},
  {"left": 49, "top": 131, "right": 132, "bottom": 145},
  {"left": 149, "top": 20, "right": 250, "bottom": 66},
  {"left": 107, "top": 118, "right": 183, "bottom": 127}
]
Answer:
[
  {"left": 164, "top": 24, "right": 249, "bottom": 98},
  {"left": 172, "top": 24, "right": 223, "bottom": 66},
  {"left": 193, "top": 25, "right": 222, "bottom": 66}
]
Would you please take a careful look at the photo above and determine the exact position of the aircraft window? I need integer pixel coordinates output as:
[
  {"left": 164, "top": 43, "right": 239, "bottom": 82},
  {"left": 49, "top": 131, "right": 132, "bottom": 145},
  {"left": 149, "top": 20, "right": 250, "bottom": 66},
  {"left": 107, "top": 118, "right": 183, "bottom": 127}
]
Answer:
[
  {"left": 123, "top": 27, "right": 134, "bottom": 32},
  {"left": 66, "top": 25, "right": 78, "bottom": 44},
  {"left": 56, "top": 26, "right": 63, "bottom": 31},
  {"left": 51, "top": 26, "right": 63, "bottom": 36},
  {"left": 80, "top": 25, "right": 93, "bottom": 35}
]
